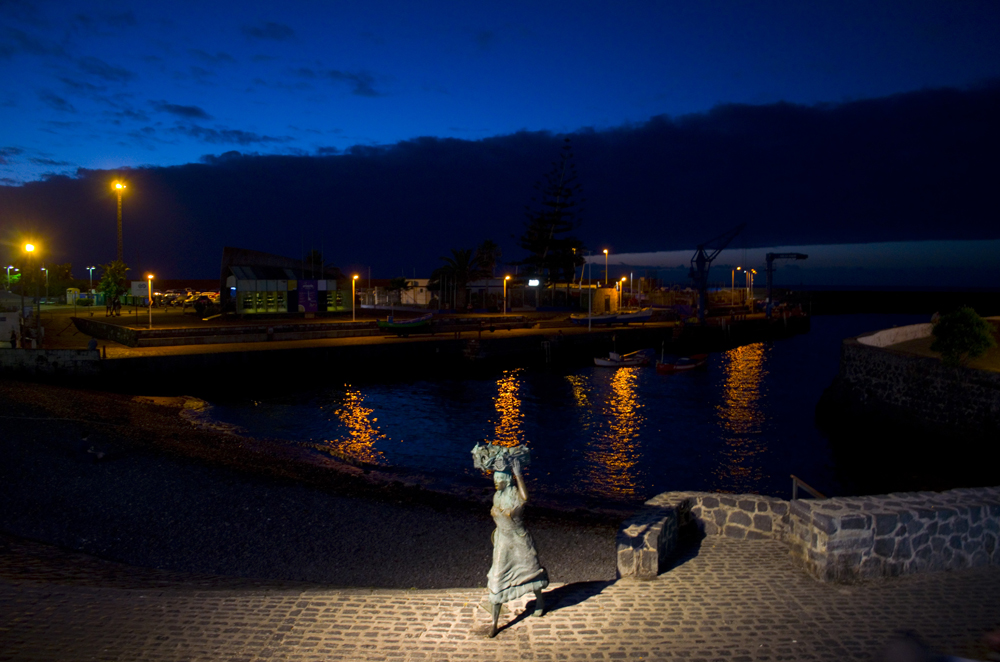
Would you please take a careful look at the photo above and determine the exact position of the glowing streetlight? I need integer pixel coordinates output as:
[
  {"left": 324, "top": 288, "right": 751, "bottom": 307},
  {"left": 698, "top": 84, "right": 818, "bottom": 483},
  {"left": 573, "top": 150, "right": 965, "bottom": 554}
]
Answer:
[
  {"left": 603, "top": 249, "right": 608, "bottom": 284},
  {"left": 41, "top": 267, "right": 48, "bottom": 304},
  {"left": 147, "top": 274, "right": 154, "bottom": 329},
  {"left": 22, "top": 244, "right": 34, "bottom": 331},
  {"left": 503, "top": 275, "right": 511, "bottom": 316},
  {"left": 352, "top": 275, "right": 359, "bottom": 321},
  {"left": 113, "top": 180, "right": 126, "bottom": 262},
  {"left": 732, "top": 266, "right": 741, "bottom": 305}
]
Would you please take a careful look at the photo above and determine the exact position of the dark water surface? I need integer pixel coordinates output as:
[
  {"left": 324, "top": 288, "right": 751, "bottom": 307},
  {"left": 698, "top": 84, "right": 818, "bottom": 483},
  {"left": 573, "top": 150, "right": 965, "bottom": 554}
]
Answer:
[{"left": 204, "top": 314, "right": 926, "bottom": 506}]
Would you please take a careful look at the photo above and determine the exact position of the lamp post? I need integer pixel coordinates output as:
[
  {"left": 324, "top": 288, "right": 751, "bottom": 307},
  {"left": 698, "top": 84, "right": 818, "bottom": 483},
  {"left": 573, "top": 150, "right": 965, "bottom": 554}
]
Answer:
[
  {"left": 732, "top": 266, "right": 741, "bottom": 305},
  {"left": 147, "top": 274, "right": 153, "bottom": 329},
  {"left": 749, "top": 269, "right": 757, "bottom": 307},
  {"left": 113, "top": 180, "right": 126, "bottom": 262},
  {"left": 41, "top": 267, "right": 48, "bottom": 304},
  {"left": 603, "top": 249, "right": 608, "bottom": 285},
  {"left": 503, "top": 275, "right": 510, "bottom": 316},
  {"left": 87, "top": 266, "right": 96, "bottom": 292},
  {"left": 352, "top": 275, "right": 359, "bottom": 321},
  {"left": 22, "top": 244, "right": 34, "bottom": 335},
  {"left": 5, "top": 265, "right": 15, "bottom": 292}
]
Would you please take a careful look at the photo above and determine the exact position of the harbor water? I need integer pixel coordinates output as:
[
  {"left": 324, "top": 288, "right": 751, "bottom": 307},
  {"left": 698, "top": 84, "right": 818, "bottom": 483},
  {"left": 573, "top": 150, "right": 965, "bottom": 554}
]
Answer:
[{"left": 202, "top": 314, "right": 927, "bottom": 507}]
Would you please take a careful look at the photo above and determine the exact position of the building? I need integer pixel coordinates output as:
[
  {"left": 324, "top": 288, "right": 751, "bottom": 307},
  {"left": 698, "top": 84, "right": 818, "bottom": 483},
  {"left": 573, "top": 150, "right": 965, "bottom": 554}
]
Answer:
[{"left": 219, "top": 247, "right": 349, "bottom": 315}]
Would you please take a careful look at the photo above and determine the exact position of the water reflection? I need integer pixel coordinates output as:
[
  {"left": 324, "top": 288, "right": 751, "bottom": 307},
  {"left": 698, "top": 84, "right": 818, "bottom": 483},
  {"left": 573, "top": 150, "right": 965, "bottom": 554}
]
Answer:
[
  {"left": 713, "top": 343, "right": 770, "bottom": 492},
  {"left": 578, "top": 367, "right": 643, "bottom": 497},
  {"left": 322, "top": 387, "right": 387, "bottom": 465},
  {"left": 488, "top": 369, "right": 525, "bottom": 447}
]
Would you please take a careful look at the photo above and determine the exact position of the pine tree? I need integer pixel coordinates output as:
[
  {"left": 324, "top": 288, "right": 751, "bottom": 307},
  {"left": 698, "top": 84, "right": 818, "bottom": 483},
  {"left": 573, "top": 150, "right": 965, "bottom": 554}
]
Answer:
[{"left": 517, "top": 138, "right": 585, "bottom": 283}]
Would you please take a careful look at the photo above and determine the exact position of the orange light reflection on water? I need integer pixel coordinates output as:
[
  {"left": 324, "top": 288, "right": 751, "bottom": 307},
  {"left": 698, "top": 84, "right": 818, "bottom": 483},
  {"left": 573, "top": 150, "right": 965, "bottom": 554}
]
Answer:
[
  {"left": 713, "top": 343, "right": 769, "bottom": 492},
  {"left": 325, "top": 388, "right": 387, "bottom": 465},
  {"left": 576, "top": 367, "right": 643, "bottom": 497},
  {"left": 487, "top": 369, "right": 525, "bottom": 447}
]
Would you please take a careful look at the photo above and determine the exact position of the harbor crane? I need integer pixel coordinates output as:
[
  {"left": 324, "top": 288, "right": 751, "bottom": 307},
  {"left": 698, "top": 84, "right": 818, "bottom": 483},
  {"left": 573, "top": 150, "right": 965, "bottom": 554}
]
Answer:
[
  {"left": 765, "top": 252, "right": 808, "bottom": 318},
  {"left": 689, "top": 223, "right": 745, "bottom": 325}
]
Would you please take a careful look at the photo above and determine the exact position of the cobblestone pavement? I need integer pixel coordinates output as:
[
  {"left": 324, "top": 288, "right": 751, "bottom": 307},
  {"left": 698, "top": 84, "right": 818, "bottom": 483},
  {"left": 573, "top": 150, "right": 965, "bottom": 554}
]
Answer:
[{"left": 2, "top": 533, "right": 998, "bottom": 662}]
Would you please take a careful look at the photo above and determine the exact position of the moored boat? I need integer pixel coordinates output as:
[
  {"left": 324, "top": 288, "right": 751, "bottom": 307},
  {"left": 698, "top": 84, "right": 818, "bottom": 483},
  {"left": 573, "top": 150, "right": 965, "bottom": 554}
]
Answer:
[
  {"left": 656, "top": 353, "right": 708, "bottom": 374},
  {"left": 615, "top": 307, "right": 653, "bottom": 324},
  {"left": 376, "top": 312, "right": 435, "bottom": 336},
  {"left": 594, "top": 349, "right": 654, "bottom": 368}
]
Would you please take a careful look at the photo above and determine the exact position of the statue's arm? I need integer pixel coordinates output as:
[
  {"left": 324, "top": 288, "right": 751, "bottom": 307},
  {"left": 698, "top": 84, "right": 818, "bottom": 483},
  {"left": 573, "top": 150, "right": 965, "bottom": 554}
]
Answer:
[{"left": 513, "top": 464, "right": 529, "bottom": 502}]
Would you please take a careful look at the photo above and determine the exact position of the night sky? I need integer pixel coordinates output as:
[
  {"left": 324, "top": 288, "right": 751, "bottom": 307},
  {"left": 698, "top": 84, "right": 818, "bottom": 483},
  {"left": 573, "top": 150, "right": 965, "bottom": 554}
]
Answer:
[{"left": 2, "top": 1, "right": 999, "bottom": 285}]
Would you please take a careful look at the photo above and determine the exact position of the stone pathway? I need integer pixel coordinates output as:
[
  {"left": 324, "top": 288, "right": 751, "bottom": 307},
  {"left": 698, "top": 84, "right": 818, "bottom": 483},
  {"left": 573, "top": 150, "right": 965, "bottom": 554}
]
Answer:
[{"left": 2, "top": 533, "right": 998, "bottom": 661}]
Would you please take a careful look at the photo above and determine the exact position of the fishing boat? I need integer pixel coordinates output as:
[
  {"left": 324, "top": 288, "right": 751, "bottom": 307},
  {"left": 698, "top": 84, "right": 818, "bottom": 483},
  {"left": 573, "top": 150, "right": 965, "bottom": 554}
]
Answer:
[
  {"left": 376, "top": 312, "right": 435, "bottom": 337},
  {"left": 570, "top": 312, "right": 618, "bottom": 325},
  {"left": 594, "top": 349, "right": 654, "bottom": 368},
  {"left": 656, "top": 353, "right": 709, "bottom": 374},
  {"left": 615, "top": 307, "right": 653, "bottom": 324}
]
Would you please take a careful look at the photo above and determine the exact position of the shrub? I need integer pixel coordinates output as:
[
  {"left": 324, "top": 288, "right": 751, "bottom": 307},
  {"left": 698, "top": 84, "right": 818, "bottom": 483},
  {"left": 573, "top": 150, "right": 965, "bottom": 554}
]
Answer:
[{"left": 931, "top": 306, "right": 997, "bottom": 367}]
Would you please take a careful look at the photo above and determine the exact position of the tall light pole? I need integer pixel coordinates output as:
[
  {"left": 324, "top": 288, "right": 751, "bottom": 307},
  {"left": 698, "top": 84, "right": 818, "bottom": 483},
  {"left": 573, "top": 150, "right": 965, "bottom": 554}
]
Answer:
[
  {"left": 147, "top": 274, "right": 154, "bottom": 329},
  {"left": 603, "top": 249, "right": 608, "bottom": 285},
  {"left": 503, "top": 275, "right": 510, "bottom": 316},
  {"left": 113, "top": 181, "right": 126, "bottom": 262},
  {"left": 732, "top": 266, "right": 741, "bottom": 305},
  {"left": 21, "top": 244, "right": 34, "bottom": 331},
  {"left": 87, "top": 266, "right": 96, "bottom": 292},
  {"left": 41, "top": 267, "right": 48, "bottom": 304},
  {"left": 5, "top": 265, "right": 15, "bottom": 292},
  {"left": 352, "top": 274, "right": 359, "bottom": 321}
]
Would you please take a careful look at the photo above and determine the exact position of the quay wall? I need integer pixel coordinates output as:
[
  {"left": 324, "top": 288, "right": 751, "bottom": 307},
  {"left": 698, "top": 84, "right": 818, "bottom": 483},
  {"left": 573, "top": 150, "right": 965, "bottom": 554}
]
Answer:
[
  {"left": 832, "top": 323, "right": 1000, "bottom": 436},
  {"left": 617, "top": 487, "right": 1000, "bottom": 583},
  {"left": 0, "top": 348, "right": 101, "bottom": 378}
]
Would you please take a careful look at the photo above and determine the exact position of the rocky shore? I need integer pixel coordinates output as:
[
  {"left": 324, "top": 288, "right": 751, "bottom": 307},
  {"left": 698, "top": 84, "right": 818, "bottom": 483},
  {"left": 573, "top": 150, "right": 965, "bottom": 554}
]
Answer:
[{"left": 0, "top": 380, "right": 616, "bottom": 588}]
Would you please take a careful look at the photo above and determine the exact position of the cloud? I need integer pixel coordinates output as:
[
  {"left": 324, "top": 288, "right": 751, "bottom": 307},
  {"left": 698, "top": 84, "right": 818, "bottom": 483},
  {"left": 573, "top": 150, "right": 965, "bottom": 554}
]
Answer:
[
  {"left": 171, "top": 124, "right": 293, "bottom": 145},
  {"left": 58, "top": 77, "right": 105, "bottom": 92},
  {"left": 151, "top": 101, "right": 212, "bottom": 119},
  {"left": 0, "top": 26, "right": 64, "bottom": 59},
  {"left": 188, "top": 49, "right": 236, "bottom": 65},
  {"left": 29, "top": 157, "right": 72, "bottom": 166},
  {"left": 0, "top": 146, "right": 25, "bottom": 164},
  {"left": 71, "top": 11, "right": 137, "bottom": 33},
  {"left": 241, "top": 21, "right": 294, "bottom": 41},
  {"left": 294, "top": 67, "right": 382, "bottom": 97},
  {"left": 106, "top": 107, "right": 151, "bottom": 122},
  {"left": 37, "top": 90, "right": 75, "bottom": 112},
  {"left": 77, "top": 56, "right": 136, "bottom": 82}
]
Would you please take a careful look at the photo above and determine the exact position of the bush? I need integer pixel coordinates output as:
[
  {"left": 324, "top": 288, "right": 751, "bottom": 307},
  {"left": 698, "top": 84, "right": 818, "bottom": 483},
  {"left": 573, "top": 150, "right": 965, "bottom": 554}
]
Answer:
[
  {"left": 931, "top": 306, "right": 997, "bottom": 367},
  {"left": 76, "top": 298, "right": 93, "bottom": 306}
]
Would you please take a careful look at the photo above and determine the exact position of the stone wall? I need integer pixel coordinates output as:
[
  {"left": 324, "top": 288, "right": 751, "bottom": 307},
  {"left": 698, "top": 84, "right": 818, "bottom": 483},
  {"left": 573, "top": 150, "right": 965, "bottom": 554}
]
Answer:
[
  {"left": 839, "top": 330, "right": 1000, "bottom": 434},
  {"left": 0, "top": 348, "right": 101, "bottom": 377},
  {"left": 617, "top": 487, "right": 1000, "bottom": 583}
]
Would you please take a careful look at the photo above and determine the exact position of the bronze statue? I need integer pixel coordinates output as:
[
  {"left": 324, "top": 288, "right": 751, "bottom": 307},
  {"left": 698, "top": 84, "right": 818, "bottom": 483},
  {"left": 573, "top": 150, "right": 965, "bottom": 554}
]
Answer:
[{"left": 472, "top": 443, "right": 548, "bottom": 637}]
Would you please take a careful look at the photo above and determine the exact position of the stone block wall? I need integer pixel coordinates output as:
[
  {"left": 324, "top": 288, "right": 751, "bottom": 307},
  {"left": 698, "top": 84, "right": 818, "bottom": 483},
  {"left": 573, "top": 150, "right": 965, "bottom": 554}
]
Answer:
[
  {"left": 0, "top": 348, "right": 101, "bottom": 377},
  {"left": 786, "top": 487, "right": 1000, "bottom": 582},
  {"left": 617, "top": 487, "right": 1000, "bottom": 583}
]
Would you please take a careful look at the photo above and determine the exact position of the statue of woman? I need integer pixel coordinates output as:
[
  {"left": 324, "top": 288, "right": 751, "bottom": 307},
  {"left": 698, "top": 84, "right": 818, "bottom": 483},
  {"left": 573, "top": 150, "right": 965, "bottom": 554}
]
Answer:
[{"left": 472, "top": 443, "right": 548, "bottom": 637}]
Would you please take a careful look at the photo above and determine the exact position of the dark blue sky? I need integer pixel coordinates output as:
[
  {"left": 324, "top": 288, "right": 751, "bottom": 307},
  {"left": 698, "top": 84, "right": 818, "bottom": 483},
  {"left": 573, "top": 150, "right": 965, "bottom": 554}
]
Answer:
[
  {"left": 2, "top": 1, "right": 1000, "bottom": 285},
  {"left": 3, "top": 1, "right": 999, "bottom": 183}
]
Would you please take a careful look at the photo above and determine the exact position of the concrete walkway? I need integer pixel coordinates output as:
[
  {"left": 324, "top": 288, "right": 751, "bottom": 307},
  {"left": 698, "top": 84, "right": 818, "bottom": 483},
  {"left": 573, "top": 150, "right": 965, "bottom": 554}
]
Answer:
[{"left": 2, "top": 533, "right": 998, "bottom": 661}]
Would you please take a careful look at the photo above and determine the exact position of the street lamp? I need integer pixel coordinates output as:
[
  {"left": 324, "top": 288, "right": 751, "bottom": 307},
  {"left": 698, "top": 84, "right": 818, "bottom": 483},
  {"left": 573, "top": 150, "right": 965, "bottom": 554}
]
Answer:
[
  {"left": 503, "top": 275, "right": 510, "bottom": 316},
  {"left": 147, "top": 274, "right": 154, "bottom": 329},
  {"left": 41, "top": 267, "right": 48, "bottom": 304},
  {"left": 748, "top": 269, "right": 757, "bottom": 306},
  {"left": 732, "top": 266, "right": 741, "bottom": 305},
  {"left": 21, "top": 244, "right": 34, "bottom": 332},
  {"left": 5, "top": 265, "right": 15, "bottom": 292},
  {"left": 87, "top": 266, "right": 96, "bottom": 292},
  {"left": 352, "top": 275, "right": 359, "bottom": 321},
  {"left": 113, "top": 180, "right": 126, "bottom": 262},
  {"left": 603, "top": 249, "right": 609, "bottom": 285}
]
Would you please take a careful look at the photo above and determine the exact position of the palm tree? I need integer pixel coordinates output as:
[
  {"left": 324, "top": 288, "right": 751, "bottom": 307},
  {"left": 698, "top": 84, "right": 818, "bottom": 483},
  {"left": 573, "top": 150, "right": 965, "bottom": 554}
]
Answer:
[{"left": 430, "top": 248, "right": 489, "bottom": 310}]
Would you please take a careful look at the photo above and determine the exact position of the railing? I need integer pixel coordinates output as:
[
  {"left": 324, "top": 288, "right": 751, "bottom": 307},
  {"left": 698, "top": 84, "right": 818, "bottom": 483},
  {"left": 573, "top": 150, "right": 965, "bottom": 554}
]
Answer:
[{"left": 791, "top": 474, "right": 827, "bottom": 500}]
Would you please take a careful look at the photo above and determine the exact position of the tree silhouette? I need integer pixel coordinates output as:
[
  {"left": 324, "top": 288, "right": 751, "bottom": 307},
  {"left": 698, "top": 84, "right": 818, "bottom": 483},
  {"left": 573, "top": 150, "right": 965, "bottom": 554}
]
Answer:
[
  {"left": 516, "top": 138, "right": 585, "bottom": 284},
  {"left": 430, "top": 248, "right": 489, "bottom": 310}
]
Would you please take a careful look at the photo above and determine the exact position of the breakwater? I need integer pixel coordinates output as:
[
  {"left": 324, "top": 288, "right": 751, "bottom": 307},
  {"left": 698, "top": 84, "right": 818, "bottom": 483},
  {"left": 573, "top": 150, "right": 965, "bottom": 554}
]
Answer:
[{"left": 618, "top": 487, "right": 1000, "bottom": 583}]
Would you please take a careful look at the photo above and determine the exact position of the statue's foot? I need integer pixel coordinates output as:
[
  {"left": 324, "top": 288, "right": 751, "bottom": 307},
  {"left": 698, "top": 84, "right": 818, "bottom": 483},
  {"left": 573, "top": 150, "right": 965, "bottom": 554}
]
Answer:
[
  {"left": 488, "top": 626, "right": 498, "bottom": 638},
  {"left": 532, "top": 592, "right": 545, "bottom": 617}
]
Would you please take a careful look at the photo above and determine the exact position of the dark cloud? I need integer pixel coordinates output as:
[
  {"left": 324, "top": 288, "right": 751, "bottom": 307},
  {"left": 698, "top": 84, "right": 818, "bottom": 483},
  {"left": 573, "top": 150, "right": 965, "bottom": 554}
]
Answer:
[
  {"left": 151, "top": 101, "right": 212, "bottom": 119},
  {"left": 58, "top": 76, "right": 105, "bottom": 92},
  {"left": 0, "top": 26, "right": 64, "bottom": 58},
  {"left": 37, "top": 90, "right": 75, "bottom": 112},
  {"left": 170, "top": 124, "right": 292, "bottom": 145},
  {"left": 241, "top": 21, "right": 295, "bottom": 41},
  {"left": 106, "top": 107, "right": 151, "bottom": 122},
  {"left": 71, "top": 11, "right": 137, "bottom": 33},
  {"left": 188, "top": 49, "right": 236, "bottom": 65},
  {"left": 323, "top": 70, "right": 381, "bottom": 97},
  {"left": 2, "top": 84, "right": 998, "bottom": 280},
  {"left": 29, "top": 157, "right": 72, "bottom": 166},
  {"left": 77, "top": 56, "right": 136, "bottom": 82},
  {"left": 0, "top": 146, "right": 25, "bottom": 164}
]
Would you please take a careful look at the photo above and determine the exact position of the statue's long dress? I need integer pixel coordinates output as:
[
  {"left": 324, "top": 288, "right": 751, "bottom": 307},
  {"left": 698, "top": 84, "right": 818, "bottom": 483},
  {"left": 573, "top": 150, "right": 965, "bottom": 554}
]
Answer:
[{"left": 487, "top": 485, "right": 548, "bottom": 604}]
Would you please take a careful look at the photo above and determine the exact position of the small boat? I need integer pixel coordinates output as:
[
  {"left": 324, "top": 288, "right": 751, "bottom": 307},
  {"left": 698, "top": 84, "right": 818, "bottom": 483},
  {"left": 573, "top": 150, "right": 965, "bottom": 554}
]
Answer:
[
  {"left": 376, "top": 312, "right": 435, "bottom": 337},
  {"left": 594, "top": 349, "right": 653, "bottom": 368},
  {"left": 615, "top": 308, "right": 653, "bottom": 324},
  {"left": 656, "top": 353, "right": 708, "bottom": 374},
  {"left": 570, "top": 312, "right": 618, "bottom": 325}
]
